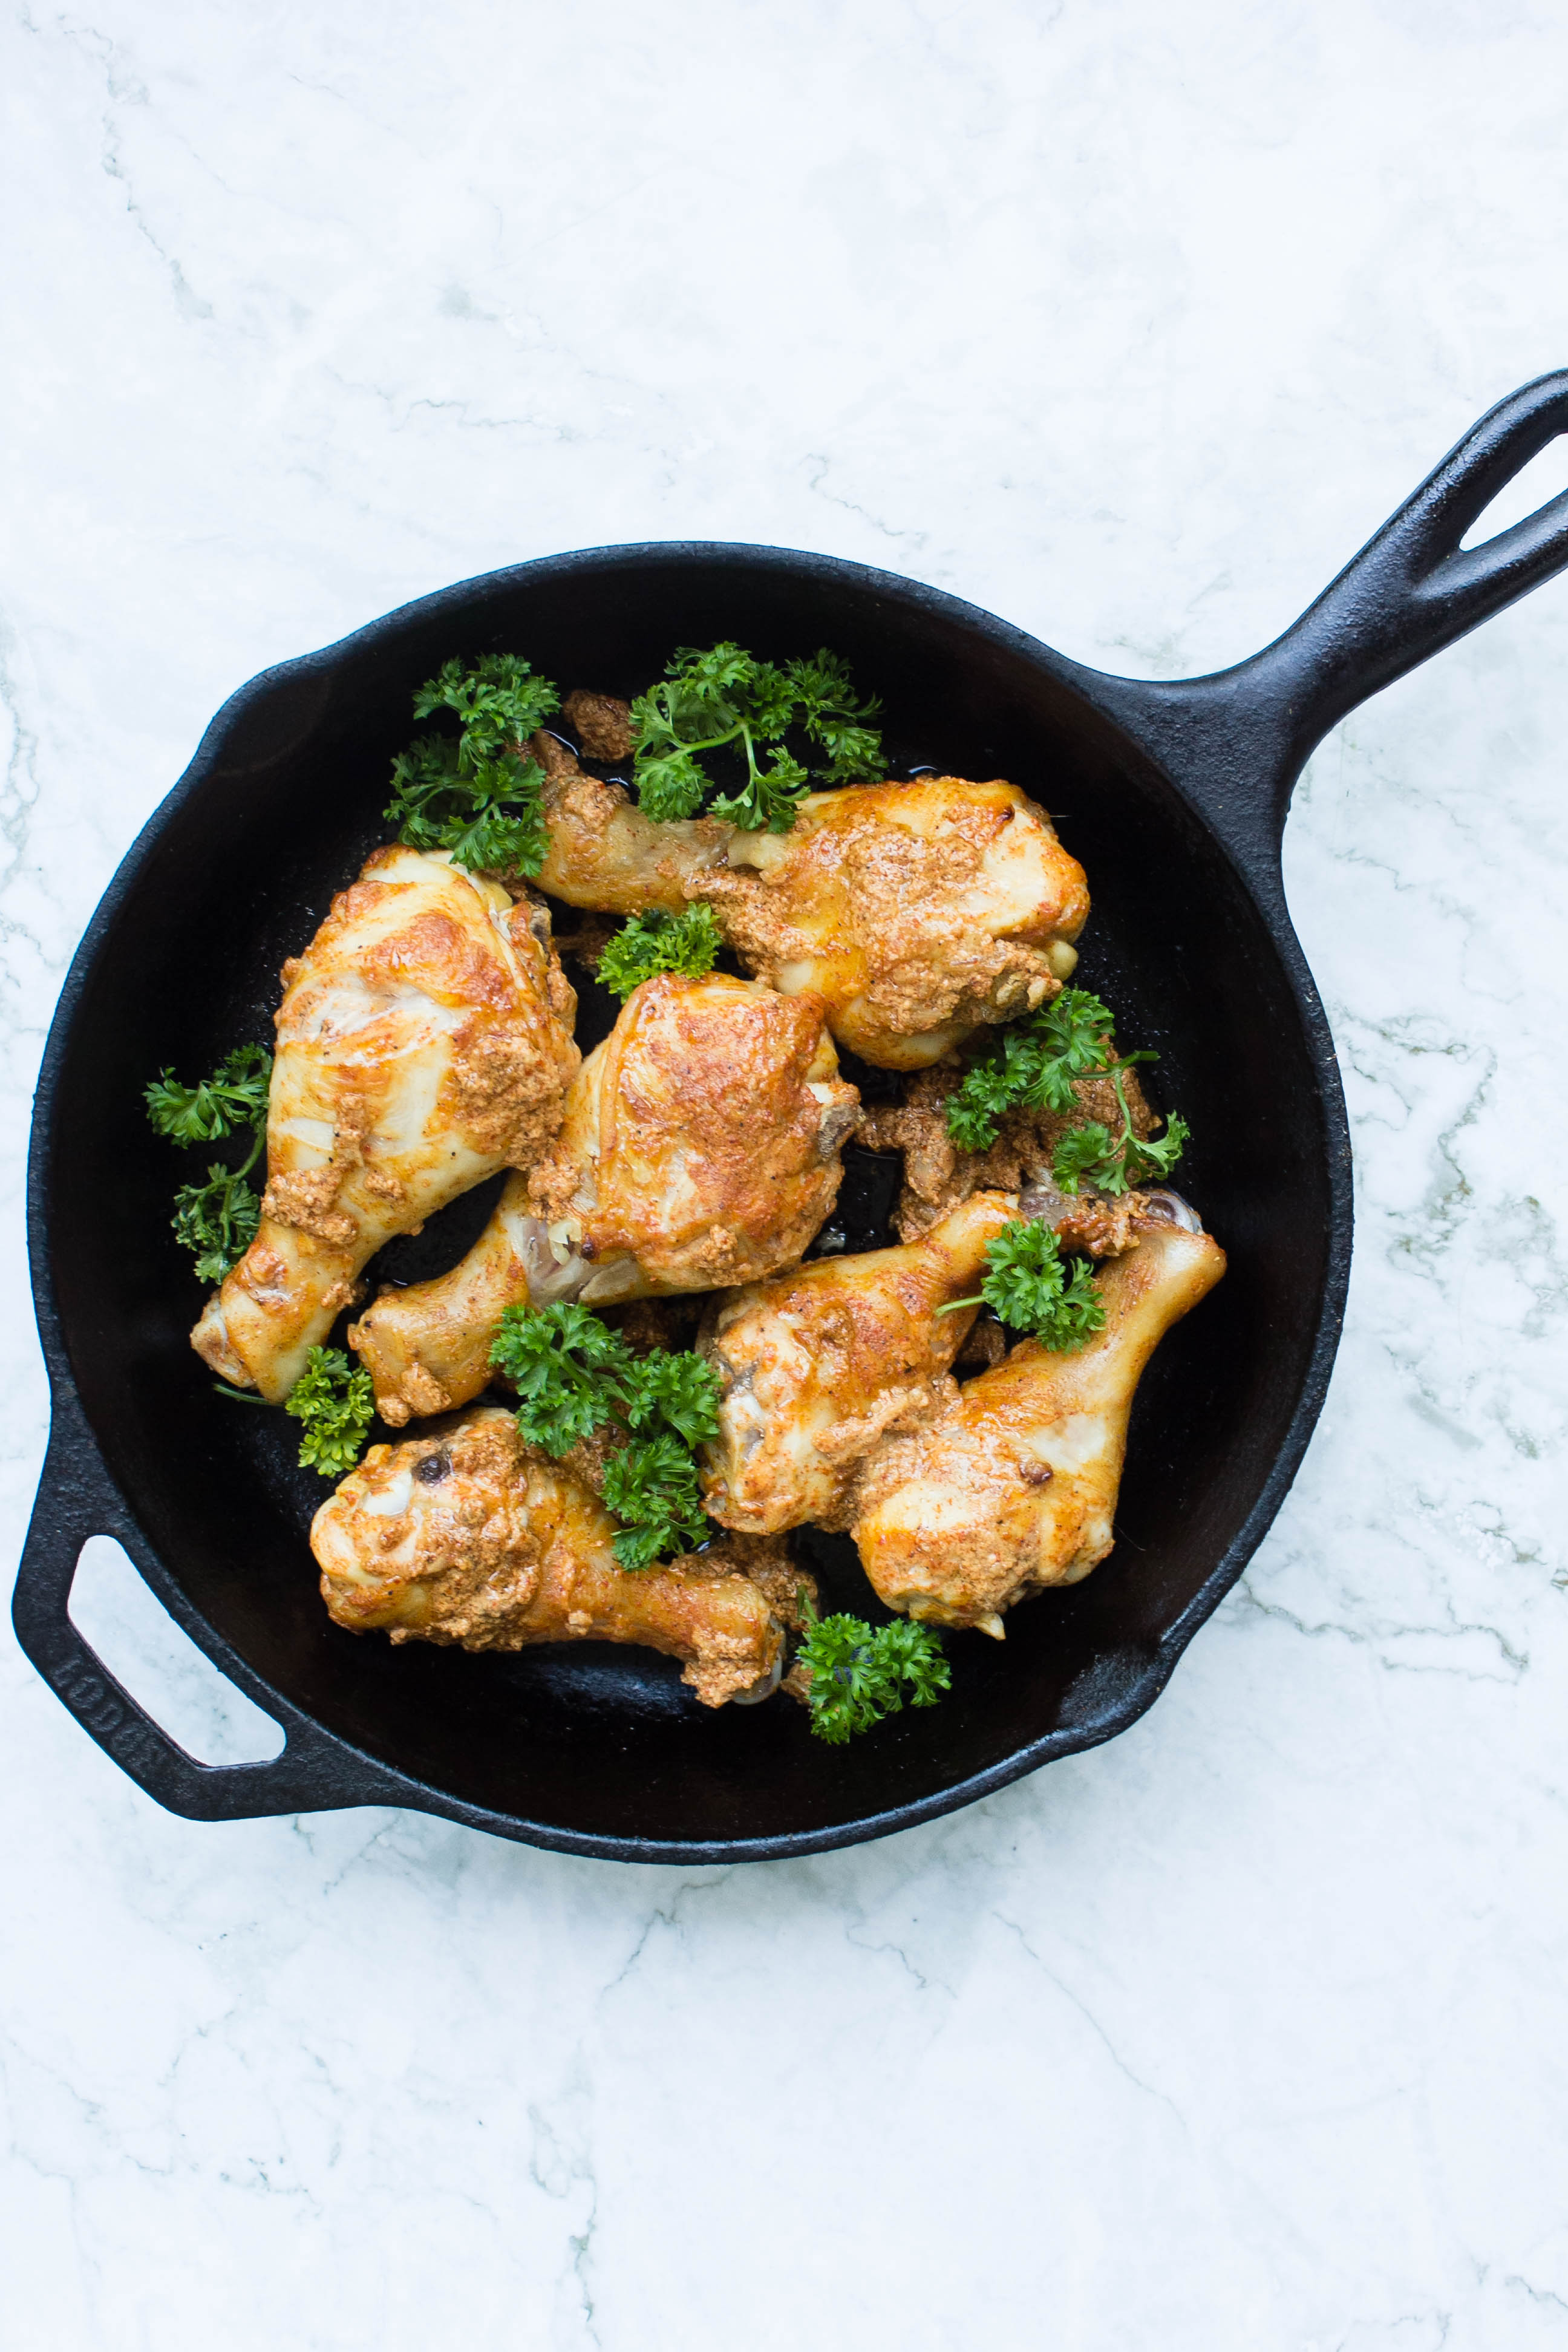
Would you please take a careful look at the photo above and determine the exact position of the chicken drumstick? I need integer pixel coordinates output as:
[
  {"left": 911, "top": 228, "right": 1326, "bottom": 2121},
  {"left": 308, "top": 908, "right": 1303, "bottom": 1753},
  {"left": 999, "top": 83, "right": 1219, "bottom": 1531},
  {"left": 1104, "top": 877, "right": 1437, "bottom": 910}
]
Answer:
[
  {"left": 849, "top": 1201, "right": 1225, "bottom": 1633},
  {"left": 311, "top": 1407, "right": 785, "bottom": 1708},
  {"left": 191, "top": 847, "right": 578, "bottom": 1402},
  {"left": 350, "top": 970, "right": 860, "bottom": 1426}
]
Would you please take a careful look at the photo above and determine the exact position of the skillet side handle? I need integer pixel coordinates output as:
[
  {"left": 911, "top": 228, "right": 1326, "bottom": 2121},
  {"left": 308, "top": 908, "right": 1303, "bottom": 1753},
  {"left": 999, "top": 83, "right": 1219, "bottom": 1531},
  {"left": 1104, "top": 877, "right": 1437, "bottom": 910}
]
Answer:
[
  {"left": 1080, "top": 370, "right": 1568, "bottom": 875},
  {"left": 11, "top": 1385, "right": 408, "bottom": 1824}
]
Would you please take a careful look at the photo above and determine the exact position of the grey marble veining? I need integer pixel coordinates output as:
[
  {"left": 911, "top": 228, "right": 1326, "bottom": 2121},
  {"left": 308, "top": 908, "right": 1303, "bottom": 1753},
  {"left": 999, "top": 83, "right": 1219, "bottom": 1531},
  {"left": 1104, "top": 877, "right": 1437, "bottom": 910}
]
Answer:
[{"left": 5, "top": 3, "right": 1568, "bottom": 2346}]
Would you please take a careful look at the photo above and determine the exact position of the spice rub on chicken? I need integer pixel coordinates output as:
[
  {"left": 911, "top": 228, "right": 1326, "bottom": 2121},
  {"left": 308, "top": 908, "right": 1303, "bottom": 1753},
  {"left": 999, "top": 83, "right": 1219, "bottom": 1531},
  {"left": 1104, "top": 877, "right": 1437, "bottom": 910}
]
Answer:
[
  {"left": 861, "top": 1062, "right": 1161, "bottom": 1243},
  {"left": 350, "top": 970, "right": 860, "bottom": 1426},
  {"left": 311, "top": 1406, "right": 786, "bottom": 1707},
  {"left": 849, "top": 1203, "right": 1226, "bottom": 1634},
  {"left": 699, "top": 1192, "right": 1021, "bottom": 1538},
  {"left": 191, "top": 848, "right": 579, "bottom": 1403},
  {"left": 694, "top": 777, "right": 1089, "bottom": 1068},
  {"left": 534, "top": 726, "right": 733, "bottom": 917},
  {"left": 533, "top": 723, "right": 1089, "bottom": 1071}
]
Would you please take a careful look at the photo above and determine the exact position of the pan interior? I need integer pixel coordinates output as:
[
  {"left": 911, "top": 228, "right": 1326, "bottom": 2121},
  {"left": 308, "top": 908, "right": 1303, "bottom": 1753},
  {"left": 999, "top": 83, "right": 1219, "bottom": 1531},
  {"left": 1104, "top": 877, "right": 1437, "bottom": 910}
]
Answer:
[{"left": 42, "top": 554, "right": 1331, "bottom": 1849}]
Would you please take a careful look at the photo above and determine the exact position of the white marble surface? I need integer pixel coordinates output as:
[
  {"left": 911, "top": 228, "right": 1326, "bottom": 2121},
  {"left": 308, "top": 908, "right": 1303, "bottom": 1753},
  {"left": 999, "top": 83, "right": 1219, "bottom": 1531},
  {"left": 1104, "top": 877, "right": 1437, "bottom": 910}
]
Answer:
[{"left": 5, "top": 2, "right": 1568, "bottom": 2345}]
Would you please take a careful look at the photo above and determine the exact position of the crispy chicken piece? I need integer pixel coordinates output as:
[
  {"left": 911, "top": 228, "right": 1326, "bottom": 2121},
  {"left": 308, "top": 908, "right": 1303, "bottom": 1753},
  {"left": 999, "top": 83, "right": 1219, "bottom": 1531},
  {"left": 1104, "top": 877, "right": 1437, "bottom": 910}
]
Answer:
[
  {"left": 311, "top": 1408, "right": 784, "bottom": 1707},
  {"left": 861, "top": 1062, "right": 1160, "bottom": 1241},
  {"left": 347, "top": 1177, "right": 540, "bottom": 1425},
  {"left": 350, "top": 971, "right": 860, "bottom": 1425},
  {"left": 689, "top": 1528, "right": 818, "bottom": 1633},
  {"left": 535, "top": 735, "right": 1089, "bottom": 1070},
  {"left": 191, "top": 849, "right": 579, "bottom": 1403},
  {"left": 699, "top": 1191, "right": 1021, "bottom": 1537},
  {"left": 849, "top": 1199, "right": 1226, "bottom": 1633},
  {"left": 697, "top": 778, "right": 1089, "bottom": 1068},
  {"left": 560, "top": 689, "right": 634, "bottom": 762},
  {"left": 534, "top": 730, "right": 732, "bottom": 915}
]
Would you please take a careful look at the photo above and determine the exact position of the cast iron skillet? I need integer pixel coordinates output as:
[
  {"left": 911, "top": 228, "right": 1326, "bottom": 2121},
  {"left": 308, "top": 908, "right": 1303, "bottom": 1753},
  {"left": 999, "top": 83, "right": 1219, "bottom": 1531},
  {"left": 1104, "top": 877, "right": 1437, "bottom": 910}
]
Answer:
[{"left": 15, "top": 375, "right": 1568, "bottom": 1863}]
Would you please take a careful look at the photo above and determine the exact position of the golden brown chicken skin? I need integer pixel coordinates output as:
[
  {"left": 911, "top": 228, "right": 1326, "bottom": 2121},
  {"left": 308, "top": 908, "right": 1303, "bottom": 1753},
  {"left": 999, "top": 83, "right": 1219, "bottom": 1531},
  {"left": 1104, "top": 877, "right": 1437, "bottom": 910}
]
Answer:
[
  {"left": 348, "top": 1178, "right": 540, "bottom": 1425},
  {"left": 534, "top": 731, "right": 1088, "bottom": 1070},
  {"left": 350, "top": 970, "right": 860, "bottom": 1425},
  {"left": 861, "top": 1061, "right": 1161, "bottom": 1242},
  {"left": 534, "top": 728, "right": 732, "bottom": 915},
  {"left": 191, "top": 849, "right": 579, "bottom": 1402},
  {"left": 699, "top": 1191, "right": 1021, "bottom": 1538},
  {"left": 849, "top": 1204, "right": 1226, "bottom": 1633},
  {"left": 310, "top": 1407, "right": 785, "bottom": 1708},
  {"left": 696, "top": 778, "right": 1089, "bottom": 1068}
]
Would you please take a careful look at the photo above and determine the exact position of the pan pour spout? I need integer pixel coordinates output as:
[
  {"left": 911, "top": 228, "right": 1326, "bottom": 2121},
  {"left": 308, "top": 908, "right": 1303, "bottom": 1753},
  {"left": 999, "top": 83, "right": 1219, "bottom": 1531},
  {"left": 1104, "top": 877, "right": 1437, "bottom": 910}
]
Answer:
[{"left": 849, "top": 1200, "right": 1226, "bottom": 1632}]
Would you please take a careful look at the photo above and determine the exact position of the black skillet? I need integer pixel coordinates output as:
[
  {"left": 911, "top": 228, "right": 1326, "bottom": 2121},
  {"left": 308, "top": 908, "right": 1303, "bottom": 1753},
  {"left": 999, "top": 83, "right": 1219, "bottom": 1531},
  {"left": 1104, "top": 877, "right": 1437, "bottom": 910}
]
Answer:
[{"left": 16, "top": 373, "right": 1568, "bottom": 1863}]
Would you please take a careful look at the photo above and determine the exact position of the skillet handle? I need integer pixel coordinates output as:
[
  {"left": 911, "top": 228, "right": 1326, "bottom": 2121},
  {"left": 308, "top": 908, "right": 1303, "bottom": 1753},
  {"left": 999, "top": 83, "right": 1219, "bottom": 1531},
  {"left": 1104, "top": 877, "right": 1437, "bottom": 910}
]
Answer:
[
  {"left": 1269, "top": 367, "right": 1568, "bottom": 743},
  {"left": 11, "top": 1385, "right": 408, "bottom": 1823},
  {"left": 1080, "top": 370, "right": 1568, "bottom": 869}
]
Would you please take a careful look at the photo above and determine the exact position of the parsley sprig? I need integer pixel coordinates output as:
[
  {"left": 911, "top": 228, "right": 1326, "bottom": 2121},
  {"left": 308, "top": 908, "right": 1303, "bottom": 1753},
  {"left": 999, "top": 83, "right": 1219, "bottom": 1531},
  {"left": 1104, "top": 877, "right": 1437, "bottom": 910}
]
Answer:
[
  {"left": 946, "top": 988, "right": 1138, "bottom": 1152},
  {"left": 385, "top": 655, "right": 559, "bottom": 877},
  {"left": 630, "top": 642, "right": 884, "bottom": 832},
  {"left": 944, "top": 986, "right": 1187, "bottom": 1194},
  {"left": 1052, "top": 1094, "right": 1192, "bottom": 1197},
  {"left": 145, "top": 1044, "right": 273, "bottom": 1282},
  {"left": 795, "top": 1593, "right": 950, "bottom": 1743},
  {"left": 938, "top": 1218, "right": 1106, "bottom": 1351},
  {"left": 284, "top": 1346, "right": 376, "bottom": 1478},
  {"left": 596, "top": 905, "right": 723, "bottom": 1000},
  {"left": 489, "top": 1302, "right": 723, "bottom": 1569}
]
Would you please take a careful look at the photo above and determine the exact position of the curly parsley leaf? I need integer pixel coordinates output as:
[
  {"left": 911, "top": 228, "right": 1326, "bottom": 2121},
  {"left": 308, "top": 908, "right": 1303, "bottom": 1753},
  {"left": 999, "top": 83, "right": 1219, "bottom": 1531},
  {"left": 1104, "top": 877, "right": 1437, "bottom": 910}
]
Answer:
[
  {"left": 601, "top": 1431, "right": 712, "bottom": 1569},
  {"left": 146, "top": 1042, "right": 272, "bottom": 1145},
  {"left": 1125, "top": 1114, "right": 1192, "bottom": 1187},
  {"left": 385, "top": 654, "right": 558, "bottom": 878},
  {"left": 488, "top": 1302, "right": 722, "bottom": 1565},
  {"left": 172, "top": 1165, "right": 263, "bottom": 1285},
  {"left": 629, "top": 641, "right": 883, "bottom": 834},
  {"left": 707, "top": 743, "right": 810, "bottom": 833},
  {"left": 939, "top": 1218, "right": 1106, "bottom": 1351},
  {"left": 1051, "top": 1069, "right": 1190, "bottom": 1197},
  {"left": 786, "top": 650, "right": 887, "bottom": 785},
  {"left": 943, "top": 987, "right": 1186, "bottom": 1192},
  {"left": 618, "top": 1350, "right": 724, "bottom": 1448},
  {"left": 285, "top": 1346, "right": 376, "bottom": 1479},
  {"left": 596, "top": 904, "right": 724, "bottom": 1000},
  {"left": 944, "top": 989, "right": 1124, "bottom": 1151},
  {"left": 147, "top": 1044, "right": 273, "bottom": 1281},
  {"left": 489, "top": 1302, "right": 638, "bottom": 1457},
  {"left": 412, "top": 654, "right": 560, "bottom": 746},
  {"left": 796, "top": 1595, "right": 950, "bottom": 1743}
]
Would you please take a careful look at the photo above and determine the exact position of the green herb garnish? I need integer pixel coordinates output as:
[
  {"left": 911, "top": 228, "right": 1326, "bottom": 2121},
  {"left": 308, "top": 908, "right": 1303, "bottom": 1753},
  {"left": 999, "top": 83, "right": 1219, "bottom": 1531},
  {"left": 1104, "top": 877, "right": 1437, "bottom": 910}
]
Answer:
[
  {"left": 1052, "top": 1085, "right": 1191, "bottom": 1198},
  {"left": 489, "top": 1302, "right": 724, "bottom": 1569},
  {"left": 145, "top": 1044, "right": 273, "bottom": 1282},
  {"left": 599, "top": 1431, "right": 711, "bottom": 1569},
  {"left": 938, "top": 1218, "right": 1106, "bottom": 1351},
  {"left": 490, "top": 1301, "right": 638, "bottom": 1455},
  {"left": 596, "top": 904, "right": 723, "bottom": 999},
  {"left": 385, "top": 655, "right": 559, "bottom": 877},
  {"left": 945, "top": 988, "right": 1132, "bottom": 1152},
  {"left": 944, "top": 986, "right": 1186, "bottom": 1192},
  {"left": 145, "top": 1043, "right": 272, "bottom": 1145},
  {"left": 795, "top": 1593, "right": 950, "bottom": 1743},
  {"left": 169, "top": 1166, "right": 263, "bottom": 1285},
  {"left": 629, "top": 642, "right": 884, "bottom": 832},
  {"left": 284, "top": 1345, "right": 376, "bottom": 1478}
]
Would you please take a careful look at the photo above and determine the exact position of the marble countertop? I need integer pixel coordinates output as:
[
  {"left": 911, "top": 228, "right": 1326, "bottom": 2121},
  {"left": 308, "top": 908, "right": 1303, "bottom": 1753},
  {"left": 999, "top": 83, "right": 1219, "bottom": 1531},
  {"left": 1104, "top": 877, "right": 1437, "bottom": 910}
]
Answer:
[{"left": 5, "top": 4, "right": 1568, "bottom": 2346}]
